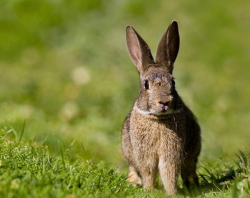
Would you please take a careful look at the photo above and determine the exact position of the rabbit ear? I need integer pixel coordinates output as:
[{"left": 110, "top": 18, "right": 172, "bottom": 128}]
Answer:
[
  {"left": 156, "top": 20, "right": 180, "bottom": 74},
  {"left": 126, "top": 25, "right": 154, "bottom": 73}
]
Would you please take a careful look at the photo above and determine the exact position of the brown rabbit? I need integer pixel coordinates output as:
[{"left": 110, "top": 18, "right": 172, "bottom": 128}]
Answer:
[{"left": 122, "top": 20, "right": 201, "bottom": 195}]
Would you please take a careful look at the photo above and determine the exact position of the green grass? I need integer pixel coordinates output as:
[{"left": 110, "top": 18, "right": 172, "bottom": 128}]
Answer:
[
  {"left": 0, "top": 128, "right": 249, "bottom": 197},
  {"left": 0, "top": 137, "right": 137, "bottom": 197},
  {"left": 0, "top": 0, "right": 250, "bottom": 197}
]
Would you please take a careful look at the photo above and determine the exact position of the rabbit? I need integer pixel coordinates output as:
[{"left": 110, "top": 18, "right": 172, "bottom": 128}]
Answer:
[{"left": 122, "top": 20, "right": 201, "bottom": 195}]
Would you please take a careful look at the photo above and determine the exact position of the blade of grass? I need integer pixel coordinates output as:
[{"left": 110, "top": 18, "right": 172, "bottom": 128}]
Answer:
[
  {"left": 18, "top": 120, "right": 26, "bottom": 145},
  {"left": 59, "top": 141, "right": 66, "bottom": 169}
]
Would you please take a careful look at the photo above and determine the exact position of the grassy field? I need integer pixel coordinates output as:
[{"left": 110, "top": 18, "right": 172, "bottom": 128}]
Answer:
[{"left": 0, "top": 0, "right": 250, "bottom": 197}]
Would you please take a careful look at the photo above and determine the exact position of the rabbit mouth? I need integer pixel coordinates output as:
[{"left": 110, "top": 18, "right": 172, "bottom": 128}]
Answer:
[
  {"left": 161, "top": 106, "right": 169, "bottom": 112},
  {"left": 156, "top": 104, "right": 173, "bottom": 114},
  {"left": 155, "top": 108, "right": 174, "bottom": 115}
]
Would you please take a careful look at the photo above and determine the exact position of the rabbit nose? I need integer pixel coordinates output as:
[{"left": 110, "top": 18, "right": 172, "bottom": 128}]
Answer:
[{"left": 158, "top": 101, "right": 170, "bottom": 111}]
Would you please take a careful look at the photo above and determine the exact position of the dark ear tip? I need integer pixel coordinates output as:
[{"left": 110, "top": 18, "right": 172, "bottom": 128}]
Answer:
[
  {"left": 126, "top": 25, "right": 133, "bottom": 31},
  {"left": 171, "top": 20, "right": 178, "bottom": 27}
]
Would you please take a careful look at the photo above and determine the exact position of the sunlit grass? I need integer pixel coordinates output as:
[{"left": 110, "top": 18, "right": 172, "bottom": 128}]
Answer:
[{"left": 0, "top": 126, "right": 249, "bottom": 197}]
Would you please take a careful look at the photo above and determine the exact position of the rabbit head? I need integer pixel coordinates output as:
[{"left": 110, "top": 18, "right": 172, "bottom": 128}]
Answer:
[{"left": 126, "top": 21, "right": 180, "bottom": 116}]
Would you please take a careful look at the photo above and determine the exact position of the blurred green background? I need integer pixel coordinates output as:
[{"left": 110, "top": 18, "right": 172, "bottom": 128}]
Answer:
[{"left": 0, "top": 0, "right": 250, "bottom": 170}]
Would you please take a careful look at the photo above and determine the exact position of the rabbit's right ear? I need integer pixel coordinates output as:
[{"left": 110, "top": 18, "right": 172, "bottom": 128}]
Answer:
[
  {"left": 156, "top": 21, "right": 180, "bottom": 74},
  {"left": 126, "top": 26, "right": 154, "bottom": 73}
]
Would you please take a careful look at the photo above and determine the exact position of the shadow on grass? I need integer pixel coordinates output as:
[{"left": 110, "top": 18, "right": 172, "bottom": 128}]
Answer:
[{"left": 177, "top": 150, "right": 250, "bottom": 197}]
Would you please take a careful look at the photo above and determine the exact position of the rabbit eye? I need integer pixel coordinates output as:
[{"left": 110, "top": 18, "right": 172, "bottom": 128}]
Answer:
[{"left": 144, "top": 80, "right": 149, "bottom": 90}]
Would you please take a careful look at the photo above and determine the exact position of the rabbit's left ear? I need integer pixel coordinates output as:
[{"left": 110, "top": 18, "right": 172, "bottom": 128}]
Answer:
[
  {"left": 156, "top": 20, "right": 180, "bottom": 74},
  {"left": 126, "top": 25, "right": 154, "bottom": 73}
]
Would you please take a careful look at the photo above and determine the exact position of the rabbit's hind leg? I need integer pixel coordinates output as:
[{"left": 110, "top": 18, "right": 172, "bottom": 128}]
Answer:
[
  {"left": 181, "top": 158, "right": 199, "bottom": 188},
  {"left": 127, "top": 166, "right": 142, "bottom": 186}
]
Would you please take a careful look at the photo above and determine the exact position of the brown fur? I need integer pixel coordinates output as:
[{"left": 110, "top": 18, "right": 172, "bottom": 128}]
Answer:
[{"left": 122, "top": 21, "right": 201, "bottom": 195}]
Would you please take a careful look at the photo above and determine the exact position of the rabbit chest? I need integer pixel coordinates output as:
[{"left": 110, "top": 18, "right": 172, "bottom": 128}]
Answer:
[{"left": 129, "top": 109, "right": 186, "bottom": 166}]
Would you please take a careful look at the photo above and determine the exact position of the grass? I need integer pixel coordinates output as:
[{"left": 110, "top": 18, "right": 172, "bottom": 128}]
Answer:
[
  {"left": 0, "top": 0, "right": 250, "bottom": 197},
  {"left": 0, "top": 125, "right": 249, "bottom": 198},
  {"left": 0, "top": 138, "right": 136, "bottom": 197}
]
